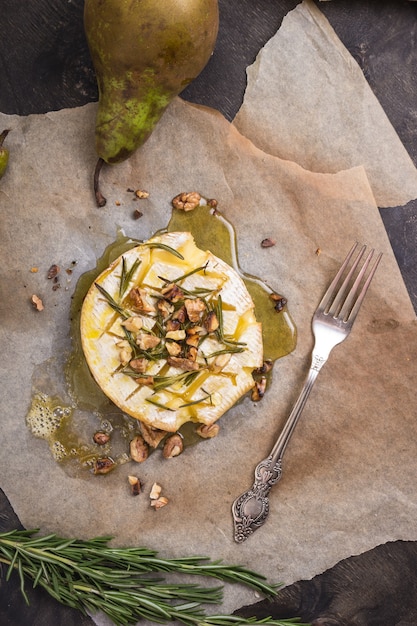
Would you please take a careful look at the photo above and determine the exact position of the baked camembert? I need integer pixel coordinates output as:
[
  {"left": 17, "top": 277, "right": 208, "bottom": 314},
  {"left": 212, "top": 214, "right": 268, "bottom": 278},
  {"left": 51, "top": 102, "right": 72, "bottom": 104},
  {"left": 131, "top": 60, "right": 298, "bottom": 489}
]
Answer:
[{"left": 81, "top": 232, "right": 263, "bottom": 433}]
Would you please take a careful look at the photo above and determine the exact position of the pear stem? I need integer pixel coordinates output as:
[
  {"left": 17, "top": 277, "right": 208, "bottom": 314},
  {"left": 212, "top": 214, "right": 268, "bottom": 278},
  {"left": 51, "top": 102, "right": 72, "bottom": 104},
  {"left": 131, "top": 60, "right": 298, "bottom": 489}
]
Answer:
[
  {"left": 0, "top": 130, "right": 10, "bottom": 148},
  {"left": 94, "top": 157, "right": 107, "bottom": 207}
]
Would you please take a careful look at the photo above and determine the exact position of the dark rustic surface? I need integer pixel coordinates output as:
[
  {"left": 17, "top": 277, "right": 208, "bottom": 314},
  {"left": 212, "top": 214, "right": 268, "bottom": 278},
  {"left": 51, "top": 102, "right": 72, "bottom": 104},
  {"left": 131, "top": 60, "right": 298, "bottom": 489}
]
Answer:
[
  {"left": 235, "top": 540, "right": 417, "bottom": 625},
  {"left": 1, "top": 1, "right": 417, "bottom": 624}
]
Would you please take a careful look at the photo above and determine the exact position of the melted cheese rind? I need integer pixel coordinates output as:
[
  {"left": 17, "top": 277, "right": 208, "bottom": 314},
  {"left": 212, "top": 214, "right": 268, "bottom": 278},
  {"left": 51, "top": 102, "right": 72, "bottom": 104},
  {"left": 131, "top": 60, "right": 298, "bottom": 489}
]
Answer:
[{"left": 81, "top": 232, "right": 263, "bottom": 431}]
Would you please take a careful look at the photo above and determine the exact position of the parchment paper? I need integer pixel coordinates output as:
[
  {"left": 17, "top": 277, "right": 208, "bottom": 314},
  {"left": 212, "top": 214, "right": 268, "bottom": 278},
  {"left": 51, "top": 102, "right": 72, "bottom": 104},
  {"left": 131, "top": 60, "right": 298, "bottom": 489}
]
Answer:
[
  {"left": 234, "top": 0, "right": 417, "bottom": 208},
  {"left": 1, "top": 2, "right": 417, "bottom": 624}
]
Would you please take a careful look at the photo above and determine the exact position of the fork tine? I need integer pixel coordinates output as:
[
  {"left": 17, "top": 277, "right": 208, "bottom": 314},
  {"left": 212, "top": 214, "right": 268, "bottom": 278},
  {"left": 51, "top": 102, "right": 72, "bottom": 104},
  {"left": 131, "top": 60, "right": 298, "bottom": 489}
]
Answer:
[
  {"left": 341, "top": 249, "right": 383, "bottom": 323},
  {"left": 329, "top": 244, "right": 367, "bottom": 316},
  {"left": 319, "top": 243, "right": 382, "bottom": 322},
  {"left": 319, "top": 242, "right": 360, "bottom": 313}
]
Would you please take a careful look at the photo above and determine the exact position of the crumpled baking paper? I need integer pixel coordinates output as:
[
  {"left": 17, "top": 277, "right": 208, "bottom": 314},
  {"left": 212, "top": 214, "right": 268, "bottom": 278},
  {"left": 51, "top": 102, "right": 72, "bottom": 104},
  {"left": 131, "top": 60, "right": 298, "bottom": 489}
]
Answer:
[
  {"left": 234, "top": 0, "right": 417, "bottom": 208},
  {"left": 0, "top": 2, "right": 416, "bottom": 624}
]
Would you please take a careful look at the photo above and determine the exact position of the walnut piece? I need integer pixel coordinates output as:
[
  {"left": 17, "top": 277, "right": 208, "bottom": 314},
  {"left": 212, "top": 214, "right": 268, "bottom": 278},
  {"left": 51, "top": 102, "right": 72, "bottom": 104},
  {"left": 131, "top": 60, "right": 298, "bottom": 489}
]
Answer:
[
  {"left": 261, "top": 238, "right": 276, "bottom": 248},
  {"left": 31, "top": 294, "right": 44, "bottom": 311},
  {"left": 130, "top": 435, "right": 149, "bottom": 463},
  {"left": 251, "top": 376, "right": 267, "bottom": 401},
  {"left": 121, "top": 316, "right": 143, "bottom": 332},
  {"left": 172, "top": 191, "right": 201, "bottom": 211},
  {"left": 93, "top": 431, "right": 110, "bottom": 445},
  {"left": 92, "top": 457, "right": 116, "bottom": 474},
  {"left": 166, "top": 356, "right": 200, "bottom": 371},
  {"left": 151, "top": 496, "right": 169, "bottom": 509},
  {"left": 150, "top": 482, "right": 162, "bottom": 499},
  {"left": 136, "top": 333, "right": 161, "bottom": 350},
  {"left": 47, "top": 264, "right": 60, "bottom": 279},
  {"left": 140, "top": 423, "right": 168, "bottom": 448},
  {"left": 162, "top": 434, "right": 184, "bottom": 459},
  {"left": 196, "top": 423, "right": 220, "bottom": 439},
  {"left": 184, "top": 297, "right": 205, "bottom": 322},
  {"left": 165, "top": 341, "right": 182, "bottom": 356},
  {"left": 211, "top": 352, "right": 231, "bottom": 373},
  {"left": 130, "top": 358, "right": 148, "bottom": 373},
  {"left": 128, "top": 475, "right": 141, "bottom": 496},
  {"left": 135, "top": 189, "right": 149, "bottom": 199},
  {"left": 204, "top": 310, "right": 219, "bottom": 333}
]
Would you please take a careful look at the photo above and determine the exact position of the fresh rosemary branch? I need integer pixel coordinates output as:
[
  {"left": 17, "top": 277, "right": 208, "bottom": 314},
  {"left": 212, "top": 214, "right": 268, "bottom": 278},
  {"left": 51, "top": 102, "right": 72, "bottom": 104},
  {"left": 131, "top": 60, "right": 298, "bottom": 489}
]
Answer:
[
  {"left": 0, "top": 530, "right": 308, "bottom": 626},
  {"left": 95, "top": 282, "right": 129, "bottom": 318},
  {"left": 119, "top": 257, "right": 141, "bottom": 298},
  {"left": 145, "top": 241, "right": 185, "bottom": 259}
]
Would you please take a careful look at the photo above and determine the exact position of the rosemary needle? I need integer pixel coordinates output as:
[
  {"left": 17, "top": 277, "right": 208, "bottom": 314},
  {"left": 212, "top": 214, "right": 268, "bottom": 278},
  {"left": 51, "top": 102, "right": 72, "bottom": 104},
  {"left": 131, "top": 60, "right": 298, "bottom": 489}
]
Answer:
[{"left": 0, "top": 530, "right": 309, "bottom": 626}]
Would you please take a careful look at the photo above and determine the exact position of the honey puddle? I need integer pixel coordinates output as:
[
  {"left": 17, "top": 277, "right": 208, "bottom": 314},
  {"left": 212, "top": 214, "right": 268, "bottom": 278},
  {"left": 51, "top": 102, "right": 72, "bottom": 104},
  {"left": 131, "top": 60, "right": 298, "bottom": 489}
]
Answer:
[{"left": 27, "top": 202, "right": 296, "bottom": 478}]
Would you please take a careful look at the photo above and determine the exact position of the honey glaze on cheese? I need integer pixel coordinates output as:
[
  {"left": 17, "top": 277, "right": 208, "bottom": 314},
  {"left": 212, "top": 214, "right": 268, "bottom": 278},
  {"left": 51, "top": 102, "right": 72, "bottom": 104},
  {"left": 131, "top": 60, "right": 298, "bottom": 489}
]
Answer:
[
  {"left": 26, "top": 204, "right": 296, "bottom": 476},
  {"left": 81, "top": 231, "right": 264, "bottom": 433}
]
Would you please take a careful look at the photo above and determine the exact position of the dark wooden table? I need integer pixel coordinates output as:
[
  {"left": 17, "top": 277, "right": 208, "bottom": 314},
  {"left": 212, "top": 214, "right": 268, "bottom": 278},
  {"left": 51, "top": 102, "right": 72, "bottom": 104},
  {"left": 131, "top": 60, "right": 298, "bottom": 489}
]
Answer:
[{"left": 1, "top": 2, "right": 417, "bottom": 624}]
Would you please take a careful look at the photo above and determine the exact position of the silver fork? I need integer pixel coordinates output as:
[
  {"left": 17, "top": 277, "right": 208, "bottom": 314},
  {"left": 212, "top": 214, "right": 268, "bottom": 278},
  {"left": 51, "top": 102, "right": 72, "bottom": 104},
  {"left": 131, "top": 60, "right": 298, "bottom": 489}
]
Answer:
[{"left": 232, "top": 242, "right": 382, "bottom": 543}]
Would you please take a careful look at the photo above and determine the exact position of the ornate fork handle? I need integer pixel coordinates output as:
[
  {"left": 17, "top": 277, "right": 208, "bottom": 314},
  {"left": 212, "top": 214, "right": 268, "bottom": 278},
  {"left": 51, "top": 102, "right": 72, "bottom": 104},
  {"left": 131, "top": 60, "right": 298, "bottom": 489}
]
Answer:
[
  {"left": 232, "top": 244, "right": 382, "bottom": 543},
  {"left": 232, "top": 355, "right": 325, "bottom": 543}
]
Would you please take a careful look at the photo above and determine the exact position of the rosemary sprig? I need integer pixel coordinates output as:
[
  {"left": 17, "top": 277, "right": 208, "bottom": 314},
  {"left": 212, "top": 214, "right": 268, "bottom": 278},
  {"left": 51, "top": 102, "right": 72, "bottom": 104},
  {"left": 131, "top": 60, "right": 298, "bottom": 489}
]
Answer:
[
  {"left": 95, "top": 283, "right": 129, "bottom": 319},
  {"left": 151, "top": 370, "right": 201, "bottom": 391},
  {"left": 146, "top": 242, "right": 185, "bottom": 259},
  {"left": 119, "top": 256, "right": 141, "bottom": 298},
  {"left": 145, "top": 397, "right": 176, "bottom": 411},
  {"left": 0, "top": 530, "right": 308, "bottom": 626},
  {"left": 215, "top": 296, "right": 247, "bottom": 349},
  {"left": 170, "top": 262, "right": 209, "bottom": 284}
]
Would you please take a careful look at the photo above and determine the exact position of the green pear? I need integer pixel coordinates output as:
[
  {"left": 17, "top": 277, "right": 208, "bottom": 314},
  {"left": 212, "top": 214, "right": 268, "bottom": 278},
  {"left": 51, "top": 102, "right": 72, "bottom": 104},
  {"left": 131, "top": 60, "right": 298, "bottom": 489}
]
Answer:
[
  {"left": 84, "top": 0, "right": 219, "bottom": 166},
  {"left": 0, "top": 130, "right": 10, "bottom": 180}
]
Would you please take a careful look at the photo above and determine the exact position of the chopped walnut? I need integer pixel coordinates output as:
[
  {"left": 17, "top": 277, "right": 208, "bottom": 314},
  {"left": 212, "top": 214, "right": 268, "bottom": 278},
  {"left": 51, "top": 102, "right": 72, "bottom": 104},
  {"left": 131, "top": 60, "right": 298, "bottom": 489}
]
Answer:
[
  {"left": 128, "top": 287, "right": 155, "bottom": 313},
  {"left": 116, "top": 340, "right": 132, "bottom": 365},
  {"left": 270, "top": 293, "right": 288, "bottom": 312},
  {"left": 136, "top": 333, "right": 161, "bottom": 350},
  {"left": 161, "top": 283, "right": 184, "bottom": 303},
  {"left": 163, "top": 434, "right": 184, "bottom": 458},
  {"left": 254, "top": 360, "right": 273, "bottom": 375},
  {"left": 150, "top": 482, "right": 162, "bottom": 499},
  {"left": 187, "top": 346, "right": 198, "bottom": 362},
  {"left": 129, "top": 358, "right": 148, "bottom": 373},
  {"left": 157, "top": 299, "right": 174, "bottom": 319},
  {"left": 167, "top": 356, "right": 200, "bottom": 371},
  {"left": 211, "top": 352, "right": 231, "bottom": 373},
  {"left": 31, "top": 294, "right": 44, "bottom": 311},
  {"left": 165, "top": 319, "right": 181, "bottom": 332},
  {"left": 185, "top": 333, "right": 200, "bottom": 348},
  {"left": 165, "top": 341, "right": 182, "bottom": 356},
  {"left": 47, "top": 264, "right": 60, "bottom": 279},
  {"left": 121, "top": 316, "right": 143, "bottom": 332},
  {"left": 135, "top": 376, "right": 154, "bottom": 386},
  {"left": 172, "top": 191, "right": 201, "bottom": 211},
  {"left": 151, "top": 496, "right": 169, "bottom": 509},
  {"left": 165, "top": 329, "right": 186, "bottom": 341},
  {"left": 93, "top": 431, "right": 110, "bottom": 445},
  {"left": 251, "top": 376, "right": 267, "bottom": 401},
  {"left": 261, "top": 238, "right": 276, "bottom": 248},
  {"left": 130, "top": 435, "right": 149, "bottom": 463},
  {"left": 92, "top": 457, "right": 116, "bottom": 474},
  {"left": 135, "top": 189, "right": 149, "bottom": 199},
  {"left": 204, "top": 310, "right": 219, "bottom": 333},
  {"left": 207, "top": 198, "right": 218, "bottom": 209},
  {"left": 196, "top": 423, "right": 220, "bottom": 439},
  {"left": 128, "top": 475, "right": 141, "bottom": 496},
  {"left": 184, "top": 298, "right": 205, "bottom": 322},
  {"left": 140, "top": 423, "right": 168, "bottom": 448}
]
